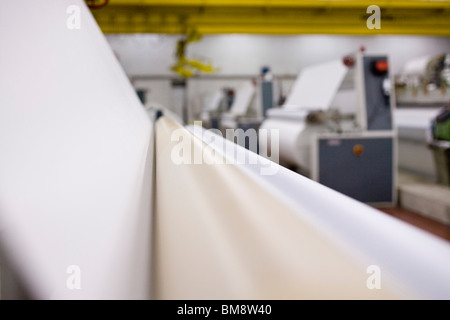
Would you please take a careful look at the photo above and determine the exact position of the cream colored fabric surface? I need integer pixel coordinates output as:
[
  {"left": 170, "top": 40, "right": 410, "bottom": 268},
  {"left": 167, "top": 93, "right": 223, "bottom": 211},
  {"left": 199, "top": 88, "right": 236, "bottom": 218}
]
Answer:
[{"left": 154, "top": 116, "right": 404, "bottom": 299}]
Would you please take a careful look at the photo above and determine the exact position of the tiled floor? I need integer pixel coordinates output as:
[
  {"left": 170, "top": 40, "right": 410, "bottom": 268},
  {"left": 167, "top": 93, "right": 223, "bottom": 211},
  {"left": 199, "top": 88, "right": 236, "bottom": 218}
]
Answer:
[{"left": 379, "top": 206, "right": 450, "bottom": 242}]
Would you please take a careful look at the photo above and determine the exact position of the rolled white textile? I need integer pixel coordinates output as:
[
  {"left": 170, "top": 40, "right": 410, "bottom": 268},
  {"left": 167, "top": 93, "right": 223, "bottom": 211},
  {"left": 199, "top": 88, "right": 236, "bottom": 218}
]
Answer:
[
  {"left": 0, "top": 0, "right": 154, "bottom": 299},
  {"left": 154, "top": 116, "right": 406, "bottom": 299}
]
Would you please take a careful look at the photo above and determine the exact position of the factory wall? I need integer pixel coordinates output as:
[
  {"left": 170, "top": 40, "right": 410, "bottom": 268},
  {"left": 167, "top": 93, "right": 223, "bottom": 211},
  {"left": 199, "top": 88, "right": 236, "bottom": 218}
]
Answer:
[{"left": 106, "top": 34, "right": 450, "bottom": 121}]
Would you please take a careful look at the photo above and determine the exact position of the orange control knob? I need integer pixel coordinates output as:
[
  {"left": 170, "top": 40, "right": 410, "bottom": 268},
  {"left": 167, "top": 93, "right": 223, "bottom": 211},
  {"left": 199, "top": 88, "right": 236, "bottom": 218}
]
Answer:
[{"left": 353, "top": 144, "right": 364, "bottom": 156}]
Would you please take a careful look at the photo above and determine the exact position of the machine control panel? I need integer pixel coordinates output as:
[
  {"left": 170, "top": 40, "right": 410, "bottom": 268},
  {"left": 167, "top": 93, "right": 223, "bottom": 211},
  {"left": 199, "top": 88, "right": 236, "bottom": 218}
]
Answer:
[{"left": 363, "top": 56, "right": 393, "bottom": 131}]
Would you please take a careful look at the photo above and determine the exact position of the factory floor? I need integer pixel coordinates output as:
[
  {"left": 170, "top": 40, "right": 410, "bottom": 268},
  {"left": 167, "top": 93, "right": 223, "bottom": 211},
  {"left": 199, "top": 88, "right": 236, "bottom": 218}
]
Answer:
[
  {"left": 379, "top": 206, "right": 450, "bottom": 242},
  {"left": 377, "top": 170, "right": 450, "bottom": 243}
]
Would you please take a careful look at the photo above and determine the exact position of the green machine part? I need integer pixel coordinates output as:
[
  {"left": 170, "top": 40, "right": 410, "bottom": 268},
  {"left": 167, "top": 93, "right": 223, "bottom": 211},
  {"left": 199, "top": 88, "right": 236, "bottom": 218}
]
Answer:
[{"left": 435, "top": 108, "right": 450, "bottom": 141}]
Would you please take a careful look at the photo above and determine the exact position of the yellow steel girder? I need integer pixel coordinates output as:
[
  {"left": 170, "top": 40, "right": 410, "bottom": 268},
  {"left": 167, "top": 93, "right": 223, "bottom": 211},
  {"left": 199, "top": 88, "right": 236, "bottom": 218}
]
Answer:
[{"left": 90, "top": 0, "right": 450, "bottom": 36}]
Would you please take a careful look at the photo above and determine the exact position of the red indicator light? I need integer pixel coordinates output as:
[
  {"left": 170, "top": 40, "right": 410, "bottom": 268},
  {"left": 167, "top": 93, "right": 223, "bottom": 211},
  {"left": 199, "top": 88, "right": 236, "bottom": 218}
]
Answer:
[{"left": 375, "top": 60, "right": 388, "bottom": 72}]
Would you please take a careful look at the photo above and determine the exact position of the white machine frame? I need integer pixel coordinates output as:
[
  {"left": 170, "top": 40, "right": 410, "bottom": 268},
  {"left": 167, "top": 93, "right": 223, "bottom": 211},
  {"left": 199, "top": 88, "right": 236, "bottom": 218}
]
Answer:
[{"left": 260, "top": 51, "right": 398, "bottom": 206}]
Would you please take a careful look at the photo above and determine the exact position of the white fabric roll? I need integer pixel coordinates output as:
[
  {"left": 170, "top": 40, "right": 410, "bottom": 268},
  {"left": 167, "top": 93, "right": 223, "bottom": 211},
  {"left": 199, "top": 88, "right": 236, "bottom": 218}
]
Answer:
[
  {"left": 187, "top": 123, "right": 450, "bottom": 299},
  {"left": 259, "top": 119, "right": 306, "bottom": 167},
  {"left": 154, "top": 116, "right": 406, "bottom": 299},
  {"left": 401, "top": 55, "right": 433, "bottom": 75},
  {"left": 204, "top": 89, "right": 224, "bottom": 112},
  {"left": 228, "top": 80, "right": 255, "bottom": 116},
  {"left": 0, "top": 0, "right": 153, "bottom": 299},
  {"left": 284, "top": 59, "right": 348, "bottom": 110}
]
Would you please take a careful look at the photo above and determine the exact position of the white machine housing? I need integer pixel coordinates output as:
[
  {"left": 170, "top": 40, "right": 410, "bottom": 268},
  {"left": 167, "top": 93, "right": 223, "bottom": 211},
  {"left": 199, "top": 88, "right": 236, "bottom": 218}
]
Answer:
[
  {"left": 260, "top": 52, "right": 397, "bottom": 205},
  {"left": 219, "top": 77, "right": 274, "bottom": 134},
  {"left": 394, "top": 53, "right": 450, "bottom": 180}
]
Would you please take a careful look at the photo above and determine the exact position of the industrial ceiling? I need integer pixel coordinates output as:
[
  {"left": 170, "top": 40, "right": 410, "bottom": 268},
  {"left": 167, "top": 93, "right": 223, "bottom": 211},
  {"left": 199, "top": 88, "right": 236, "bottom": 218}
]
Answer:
[{"left": 89, "top": 0, "right": 450, "bottom": 36}]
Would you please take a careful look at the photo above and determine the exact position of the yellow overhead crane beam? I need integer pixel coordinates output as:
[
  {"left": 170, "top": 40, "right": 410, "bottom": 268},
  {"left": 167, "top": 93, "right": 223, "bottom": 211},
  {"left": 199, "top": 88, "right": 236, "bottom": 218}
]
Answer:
[{"left": 90, "top": 0, "right": 450, "bottom": 36}]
